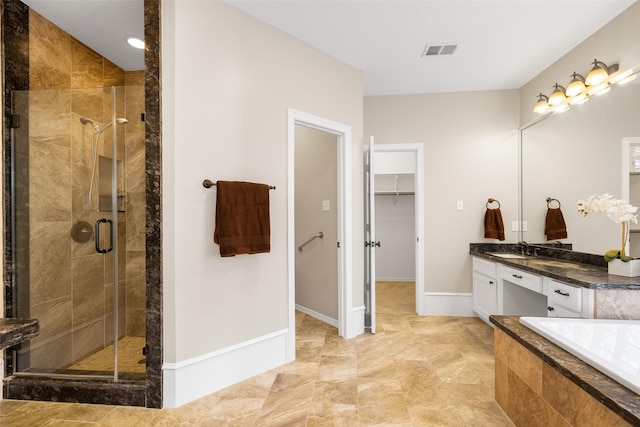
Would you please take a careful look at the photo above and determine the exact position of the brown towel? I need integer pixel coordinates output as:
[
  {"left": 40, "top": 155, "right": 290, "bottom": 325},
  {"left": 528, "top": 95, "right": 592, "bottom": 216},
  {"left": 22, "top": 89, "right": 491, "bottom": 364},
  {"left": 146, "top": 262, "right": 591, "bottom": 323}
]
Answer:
[
  {"left": 214, "top": 181, "right": 271, "bottom": 257},
  {"left": 484, "top": 208, "right": 505, "bottom": 241},
  {"left": 545, "top": 208, "right": 567, "bottom": 240}
]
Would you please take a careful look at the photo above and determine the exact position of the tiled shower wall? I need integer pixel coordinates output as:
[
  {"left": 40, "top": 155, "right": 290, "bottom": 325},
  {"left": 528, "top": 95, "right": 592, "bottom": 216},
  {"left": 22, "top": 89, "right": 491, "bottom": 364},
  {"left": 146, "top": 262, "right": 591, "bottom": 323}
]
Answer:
[{"left": 20, "top": 10, "right": 145, "bottom": 370}]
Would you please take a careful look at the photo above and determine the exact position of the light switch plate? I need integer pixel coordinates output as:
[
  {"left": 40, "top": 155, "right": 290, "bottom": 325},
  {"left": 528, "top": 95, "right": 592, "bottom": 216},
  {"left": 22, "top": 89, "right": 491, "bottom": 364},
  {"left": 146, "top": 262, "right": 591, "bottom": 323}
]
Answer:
[
  {"left": 322, "top": 200, "right": 330, "bottom": 211},
  {"left": 456, "top": 200, "right": 463, "bottom": 210},
  {"left": 511, "top": 221, "right": 519, "bottom": 232}
]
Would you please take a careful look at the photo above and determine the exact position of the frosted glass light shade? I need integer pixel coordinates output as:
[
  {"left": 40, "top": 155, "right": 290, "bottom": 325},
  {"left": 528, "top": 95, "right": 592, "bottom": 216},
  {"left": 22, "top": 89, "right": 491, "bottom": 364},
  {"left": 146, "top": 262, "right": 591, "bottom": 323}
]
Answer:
[
  {"left": 533, "top": 94, "right": 550, "bottom": 114},
  {"left": 585, "top": 65, "right": 608, "bottom": 86},
  {"left": 566, "top": 73, "right": 586, "bottom": 96},
  {"left": 548, "top": 84, "right": 566, "bottom": 106}
]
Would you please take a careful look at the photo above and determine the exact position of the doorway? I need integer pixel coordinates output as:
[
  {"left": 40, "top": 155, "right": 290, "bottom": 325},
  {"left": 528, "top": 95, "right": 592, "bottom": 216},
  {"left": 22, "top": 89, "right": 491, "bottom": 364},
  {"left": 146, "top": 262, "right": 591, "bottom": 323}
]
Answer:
[
  {"left": 364, "top": 142, "right": 424, "bottom": 333},
  {"left": 287, "top": 109, "right": 353, "bottom": 362},
  {"left": 294, "top": 125, "right": 339, "bottom": 327}
]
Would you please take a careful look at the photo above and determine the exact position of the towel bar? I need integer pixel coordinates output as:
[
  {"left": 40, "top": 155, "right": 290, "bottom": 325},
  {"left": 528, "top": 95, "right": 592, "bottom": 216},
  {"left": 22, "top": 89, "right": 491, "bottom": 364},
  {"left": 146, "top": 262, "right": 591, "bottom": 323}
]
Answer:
[{"left": 203, "top": 179, "right": 276, "bottom": 190}]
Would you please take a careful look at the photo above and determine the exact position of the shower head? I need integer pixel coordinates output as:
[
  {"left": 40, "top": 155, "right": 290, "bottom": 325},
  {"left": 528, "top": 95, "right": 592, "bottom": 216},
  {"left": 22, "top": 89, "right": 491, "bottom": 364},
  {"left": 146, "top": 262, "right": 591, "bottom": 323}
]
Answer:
[
  {"left": 97, "top": 118, "right": 129, "bottom": 134},
  {"left": 80, "top": 117, "right": 100, "bottom": 132}
]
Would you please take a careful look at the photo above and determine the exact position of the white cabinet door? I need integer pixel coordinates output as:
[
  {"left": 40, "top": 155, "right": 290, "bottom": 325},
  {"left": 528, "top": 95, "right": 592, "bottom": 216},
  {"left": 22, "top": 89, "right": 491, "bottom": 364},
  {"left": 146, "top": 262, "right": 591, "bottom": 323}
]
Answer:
[{"left": 473, "top": 271, "right": 497, "bottom": 324}]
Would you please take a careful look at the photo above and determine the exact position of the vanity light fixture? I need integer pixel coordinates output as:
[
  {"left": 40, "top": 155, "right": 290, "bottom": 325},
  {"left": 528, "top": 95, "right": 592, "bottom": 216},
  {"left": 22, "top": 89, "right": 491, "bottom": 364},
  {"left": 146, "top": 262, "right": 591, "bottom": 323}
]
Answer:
[
  {"left": 585, "top": 59, "right": 618, "bottom": 86},
  {"left": 533, "top": 93, "right": 550, "bottom": 114},
  {"left": 548, "top": 84, "right": 567, "bottom": 106},
  {"left": 532, "top": 58, "right": 633, "bottom": 115},
  {"left": 565, "top": 72, "right": 586, "bottom": 97},
  {"left": 126, "top": 36, "right": 145, "bottom": 49}
]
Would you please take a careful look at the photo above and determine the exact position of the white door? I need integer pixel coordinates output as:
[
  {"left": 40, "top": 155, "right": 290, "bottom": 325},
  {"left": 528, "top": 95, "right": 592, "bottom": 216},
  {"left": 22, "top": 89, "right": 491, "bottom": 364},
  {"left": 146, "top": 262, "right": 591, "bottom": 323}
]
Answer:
[{"left": 364, "top": 136, "right": 377, "bottom": 333}]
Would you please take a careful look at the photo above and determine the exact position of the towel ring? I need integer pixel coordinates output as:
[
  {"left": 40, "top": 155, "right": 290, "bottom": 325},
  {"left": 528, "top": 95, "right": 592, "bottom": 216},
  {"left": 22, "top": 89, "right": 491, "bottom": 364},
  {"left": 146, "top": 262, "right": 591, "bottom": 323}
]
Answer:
[
  {"left": 546, "top": 197, "right": 561, "bottom": 208},
  {"left": 486, "top": 198, "right": 500, "bottom": 209}
]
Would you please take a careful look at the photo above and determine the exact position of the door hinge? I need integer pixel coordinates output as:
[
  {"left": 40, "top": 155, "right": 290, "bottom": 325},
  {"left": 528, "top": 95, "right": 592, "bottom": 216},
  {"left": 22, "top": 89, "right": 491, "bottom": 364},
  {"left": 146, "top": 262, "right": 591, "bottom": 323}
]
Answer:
[
  {"left": 337, "top": 242, "right": 340, "bottom": 248},
  {"left": 10, "top": 114, "right": 20, "bottom": 129}
]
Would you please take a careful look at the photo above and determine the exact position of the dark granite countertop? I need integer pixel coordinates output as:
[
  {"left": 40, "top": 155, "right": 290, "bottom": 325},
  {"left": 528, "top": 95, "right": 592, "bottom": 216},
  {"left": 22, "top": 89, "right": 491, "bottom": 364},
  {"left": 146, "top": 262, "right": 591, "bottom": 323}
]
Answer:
[
  {"left": 490, "top": 315, "right": 640, "bottom": 425},
  {"left": 0, "top": 318, "right": 39, "bottom": 349},
  {"left": 470, "top": 243, "right": 640, "bottom": 290}
]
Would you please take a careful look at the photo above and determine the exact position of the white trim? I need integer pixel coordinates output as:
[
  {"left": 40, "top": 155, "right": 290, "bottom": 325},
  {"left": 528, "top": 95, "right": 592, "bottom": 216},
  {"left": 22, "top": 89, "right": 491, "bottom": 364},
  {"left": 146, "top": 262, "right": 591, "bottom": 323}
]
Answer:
[
  {"left": 350, "top": 305, "right": 365, "bottom": 338},
  {"left": 421, "top": 292, "right": 474, "bottom": 317},
  {"left": 371, "top": 144, "right": 425, "bottom": 316},
  {"left": 288, "top": 109, "right": 354, "bottom": 359},
  {"left": 295, "top": 304, "right": 338, "bottom": 328},
  {"left": 376, "top": 277, "right": 415, "bottom": 282},
  {"left": 162, "top": 329, "right": 288, "bottom": 408}
]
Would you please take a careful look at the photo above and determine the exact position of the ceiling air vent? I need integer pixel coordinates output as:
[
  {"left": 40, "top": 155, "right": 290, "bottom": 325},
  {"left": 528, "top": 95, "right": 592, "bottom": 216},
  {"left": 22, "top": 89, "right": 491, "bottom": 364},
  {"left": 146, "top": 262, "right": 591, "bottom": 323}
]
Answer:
[{"left": 422, "top": 44, "right": 458, "bottom": 57}]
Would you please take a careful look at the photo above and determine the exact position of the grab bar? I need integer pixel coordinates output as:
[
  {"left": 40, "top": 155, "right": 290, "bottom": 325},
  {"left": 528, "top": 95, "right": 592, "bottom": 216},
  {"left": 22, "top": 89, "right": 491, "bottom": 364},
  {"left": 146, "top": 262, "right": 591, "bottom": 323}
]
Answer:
[{"left": 298, "top": 231, "right": 323, "bottom": 252}]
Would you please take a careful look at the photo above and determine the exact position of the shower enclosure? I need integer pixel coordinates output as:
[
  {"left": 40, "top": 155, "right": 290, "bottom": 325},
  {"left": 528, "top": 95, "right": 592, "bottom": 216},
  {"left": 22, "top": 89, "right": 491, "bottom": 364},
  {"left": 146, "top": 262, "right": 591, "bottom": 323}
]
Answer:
[{"left": 8, "top": 85, "right": 146, "bottom": 381}]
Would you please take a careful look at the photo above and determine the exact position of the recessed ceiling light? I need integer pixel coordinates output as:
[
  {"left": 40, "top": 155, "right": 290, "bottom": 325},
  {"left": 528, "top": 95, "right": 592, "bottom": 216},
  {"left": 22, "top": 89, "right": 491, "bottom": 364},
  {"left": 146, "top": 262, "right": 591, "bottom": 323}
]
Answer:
[{"left": 127, "top": 36, "right": 145, "bottom": 50}]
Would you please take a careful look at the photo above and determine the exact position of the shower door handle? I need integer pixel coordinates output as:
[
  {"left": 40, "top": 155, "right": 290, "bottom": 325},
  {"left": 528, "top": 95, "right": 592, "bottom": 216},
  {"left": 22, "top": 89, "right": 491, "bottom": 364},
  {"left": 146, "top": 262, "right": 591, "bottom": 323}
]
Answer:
[{"left": 95, "top": 218, "right": 114, "bottom": 254}]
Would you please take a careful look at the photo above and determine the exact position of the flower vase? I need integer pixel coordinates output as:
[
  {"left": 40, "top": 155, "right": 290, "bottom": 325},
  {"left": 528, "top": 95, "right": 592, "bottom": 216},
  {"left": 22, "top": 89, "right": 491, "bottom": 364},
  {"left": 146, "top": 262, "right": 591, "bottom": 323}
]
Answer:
[{"left": 608, "top": 258, "right": 640, "bottom": 277}]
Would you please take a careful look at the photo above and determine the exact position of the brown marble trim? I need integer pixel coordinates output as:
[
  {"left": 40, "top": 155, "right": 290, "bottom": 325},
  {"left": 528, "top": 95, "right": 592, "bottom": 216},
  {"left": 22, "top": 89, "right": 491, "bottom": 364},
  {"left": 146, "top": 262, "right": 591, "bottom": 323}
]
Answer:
[
  {"left": 490, "top": 315, "right": 640, "bottom": 425},
  {"left": 4, "top": 377, "right": 145, "bottom": 406},
  {"left": 0, "top": 318, "right": 38, "bottom": 349},
  {"left": 144, "top": 0, "right": 163, "bottom": 409},
  {"left": 1, "top": 0, "right": 30, "bottom": 322}
]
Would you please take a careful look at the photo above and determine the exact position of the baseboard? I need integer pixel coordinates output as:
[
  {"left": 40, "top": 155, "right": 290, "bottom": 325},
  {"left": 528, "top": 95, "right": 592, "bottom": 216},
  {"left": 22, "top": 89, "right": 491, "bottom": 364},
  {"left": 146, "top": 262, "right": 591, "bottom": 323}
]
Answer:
[
  {"left": 163, "top": 329, "right": 288, "bottom": 408},
  {"left": 295, "top": 304, "right": 338, "bottom": 327},
  {"left": 419, "top": 292, "right": 474, "bottom": 317},
  {"left": 349, "top": 305, "right": 365, "bottom": 338},
  {"left": 295, "top": 304, "right": 365, "bottom": 339}
]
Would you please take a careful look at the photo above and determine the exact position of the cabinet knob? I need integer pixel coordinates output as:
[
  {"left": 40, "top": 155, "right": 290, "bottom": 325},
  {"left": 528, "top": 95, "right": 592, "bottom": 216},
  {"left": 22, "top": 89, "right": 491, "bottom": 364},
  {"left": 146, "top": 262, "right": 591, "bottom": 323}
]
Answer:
[
  {"left": 547, "top": 306, "right": 555, "bottom": 311},
  {"left": 489, "top": 281, "right": 494, "bottom": 285}
]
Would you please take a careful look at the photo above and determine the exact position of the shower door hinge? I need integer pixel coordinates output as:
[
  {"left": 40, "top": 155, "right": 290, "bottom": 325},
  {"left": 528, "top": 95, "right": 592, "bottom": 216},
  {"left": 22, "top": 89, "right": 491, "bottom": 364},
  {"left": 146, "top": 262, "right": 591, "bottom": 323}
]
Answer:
[{"left": 10, "top": 114, "right": 20, "bottom": 129}]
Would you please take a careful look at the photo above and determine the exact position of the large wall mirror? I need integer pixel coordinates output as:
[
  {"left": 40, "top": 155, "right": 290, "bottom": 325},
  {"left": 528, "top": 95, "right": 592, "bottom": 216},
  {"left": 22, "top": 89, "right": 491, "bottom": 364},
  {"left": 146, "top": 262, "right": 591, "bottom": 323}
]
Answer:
[{"left": 520, "top": 67, "right": 640, "bottom": 257}]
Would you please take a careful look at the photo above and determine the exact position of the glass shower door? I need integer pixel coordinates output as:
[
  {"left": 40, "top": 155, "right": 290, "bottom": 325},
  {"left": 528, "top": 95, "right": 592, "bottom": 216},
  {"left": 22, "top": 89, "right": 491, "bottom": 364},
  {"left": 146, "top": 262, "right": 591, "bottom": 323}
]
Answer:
[{"left": 8, "top": 86, "right": 143, "bottom": 381}]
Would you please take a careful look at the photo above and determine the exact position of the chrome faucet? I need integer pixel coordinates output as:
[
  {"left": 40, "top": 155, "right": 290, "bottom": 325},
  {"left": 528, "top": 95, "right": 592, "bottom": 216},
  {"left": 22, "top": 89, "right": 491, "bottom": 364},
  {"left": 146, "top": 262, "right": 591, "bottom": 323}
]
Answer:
[{"left": 517, "top": 241, "right": 530, "bottom": 256}]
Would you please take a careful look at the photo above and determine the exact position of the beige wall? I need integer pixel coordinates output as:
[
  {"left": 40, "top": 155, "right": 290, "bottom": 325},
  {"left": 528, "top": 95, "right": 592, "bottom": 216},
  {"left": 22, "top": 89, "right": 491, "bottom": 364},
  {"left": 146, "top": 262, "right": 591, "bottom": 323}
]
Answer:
[
  {"left": 294, "top": 125, "right": 339, "bottom": 320},
  {"left": 162, "top": 1, "right": 363, "bottom": 363},
  {"left": 364, "top": 90, "right": 520, "bottom": 293}
]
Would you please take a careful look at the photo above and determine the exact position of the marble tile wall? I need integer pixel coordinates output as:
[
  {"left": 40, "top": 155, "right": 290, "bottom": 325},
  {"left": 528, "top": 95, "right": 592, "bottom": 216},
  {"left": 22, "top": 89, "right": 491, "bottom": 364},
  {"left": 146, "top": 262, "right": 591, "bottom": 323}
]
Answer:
[
  {"left": 595, "top": 289, "right": 640, "bottom": 319},
  {"left": 23, "top": 10, "right": 146, "bottom": 372},
  {"left": 494, "top": 328, "right": 632, "bottom": 426}
]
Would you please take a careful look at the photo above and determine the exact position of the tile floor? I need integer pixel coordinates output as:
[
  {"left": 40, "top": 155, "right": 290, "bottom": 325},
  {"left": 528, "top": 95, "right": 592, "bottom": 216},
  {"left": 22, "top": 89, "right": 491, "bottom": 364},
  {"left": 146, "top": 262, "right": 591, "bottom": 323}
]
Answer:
[
  {"left": 67, "top": 336, "right": 147, "bottom": 374},
  {"left": 0, "top": 282, "right": 513, "bottom": 426}
]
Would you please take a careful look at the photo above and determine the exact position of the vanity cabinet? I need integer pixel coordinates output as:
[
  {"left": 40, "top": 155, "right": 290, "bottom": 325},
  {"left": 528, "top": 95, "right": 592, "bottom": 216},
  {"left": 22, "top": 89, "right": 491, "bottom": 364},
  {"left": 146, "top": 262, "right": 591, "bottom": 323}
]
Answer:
[
  {"left": 472, "top": 257, "right": 497, "bottom": 324},
  {"left": 543, "top": 278, "right": 594, "bottom": 318},
  {"left": 498, "top": 265, "right": 548, "bottom": 318},
  {"left": 472, "top": 256, "right": 596, "bottom": 323}
]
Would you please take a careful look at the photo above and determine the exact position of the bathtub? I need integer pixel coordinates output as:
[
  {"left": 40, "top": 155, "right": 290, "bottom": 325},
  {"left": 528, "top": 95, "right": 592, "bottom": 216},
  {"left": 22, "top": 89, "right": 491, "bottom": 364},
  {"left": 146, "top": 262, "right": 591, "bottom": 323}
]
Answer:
[{"left": 519, "top": 317, "right": 640, "bottom": 395}]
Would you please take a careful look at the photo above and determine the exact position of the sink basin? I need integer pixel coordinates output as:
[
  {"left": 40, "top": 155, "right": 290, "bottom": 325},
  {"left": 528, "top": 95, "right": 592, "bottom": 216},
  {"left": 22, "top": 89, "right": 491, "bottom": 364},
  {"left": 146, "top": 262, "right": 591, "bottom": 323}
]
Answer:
[{"left": 488, "top": 253, "right": 528, "bottom": 259}]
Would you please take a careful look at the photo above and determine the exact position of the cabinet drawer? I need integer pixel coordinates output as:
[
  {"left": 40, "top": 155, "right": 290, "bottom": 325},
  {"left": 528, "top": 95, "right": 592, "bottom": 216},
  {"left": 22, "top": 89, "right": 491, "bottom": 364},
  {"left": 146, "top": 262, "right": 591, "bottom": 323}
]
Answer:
[
  {"left": 500, "top": 265, "right": 542, "bottom": 293},
  {"left": 473, "top": 257, "right": 496, "bottom": 278},
  {"left": 544, "top": 279, "right": 582, "bottom": 313}
]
